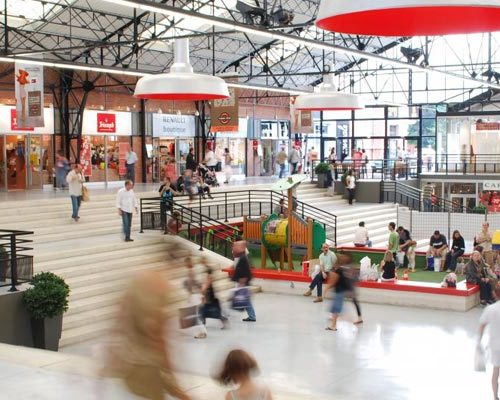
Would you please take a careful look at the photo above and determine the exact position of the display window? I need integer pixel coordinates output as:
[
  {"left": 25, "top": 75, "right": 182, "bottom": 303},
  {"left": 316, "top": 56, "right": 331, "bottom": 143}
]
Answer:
[
  {"left": 28, "top": 134, "right": 54, "bottom": 187},
  {"left": 216, "top": 138, "right": 246, "bottom": 175}
]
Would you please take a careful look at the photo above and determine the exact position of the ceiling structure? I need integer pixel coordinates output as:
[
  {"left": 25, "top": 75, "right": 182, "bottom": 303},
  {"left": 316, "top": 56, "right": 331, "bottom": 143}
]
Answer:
[{"left": 0, "top": 0, "right": 500, "bottom": 108}]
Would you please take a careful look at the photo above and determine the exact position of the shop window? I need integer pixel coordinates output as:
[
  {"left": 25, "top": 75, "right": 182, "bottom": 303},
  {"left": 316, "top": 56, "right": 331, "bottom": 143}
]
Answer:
[
  {"left": 323, "top": 110, "right": 352, "bottom": 120},
  {"left": 354, "top": 120, "right": 385, "bottom": 137},
  {"left": 354, "top": 107, "right": 385, "bottom": 120}
]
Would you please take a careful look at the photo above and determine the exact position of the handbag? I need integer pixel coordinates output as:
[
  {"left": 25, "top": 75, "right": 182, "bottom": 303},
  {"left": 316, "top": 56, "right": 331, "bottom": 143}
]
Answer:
[
  {"left": 178, "top": 304, "right": 199, "bottom": 329},
  {"left": 82, "top": 185, "right": 90, "bottom": 202},
  {"left": 474, "top": 345, "right": 486, "bottom": 372},
  {"left": 231, "top": 287, "right": 251, "bottom": 310}
]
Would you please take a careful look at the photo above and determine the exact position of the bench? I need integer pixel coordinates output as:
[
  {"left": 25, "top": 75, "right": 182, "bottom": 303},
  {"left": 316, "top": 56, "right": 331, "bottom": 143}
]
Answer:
[
  {"left": 221, "top": 267, "right": 479, "bottom": 311},
  {"left": 336, "top": 246, "right": 471, "bottom": 269}
]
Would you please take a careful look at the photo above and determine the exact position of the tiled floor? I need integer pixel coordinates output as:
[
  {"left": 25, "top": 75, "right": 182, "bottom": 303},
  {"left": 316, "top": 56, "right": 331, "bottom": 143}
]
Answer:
[{"left": 57, "top": 292, "right": 494, "bottom": 400}]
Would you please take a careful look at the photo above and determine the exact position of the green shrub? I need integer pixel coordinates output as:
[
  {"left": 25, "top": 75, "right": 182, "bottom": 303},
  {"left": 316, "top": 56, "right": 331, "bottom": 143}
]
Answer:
[
  {"left": 22, "top": 272, "right": 70, "bottom": 320},
  {"left": 314, "top": 162, "right": 330, "bottom": 174},
  {"left": 472, "top": 204, "right": 487, "bottom": 214}
]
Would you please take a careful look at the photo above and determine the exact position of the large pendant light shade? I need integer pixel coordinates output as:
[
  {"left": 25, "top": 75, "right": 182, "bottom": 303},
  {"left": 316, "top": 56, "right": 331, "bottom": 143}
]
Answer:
[
  {"left": 294, "top": 73, "right": 364, "bottom": 111},
  {"left": 315, "top": 0, "right": 500, "bottom": 36},
  {"left": 134, "top": 39, "right": 229, "bottom": 100}
]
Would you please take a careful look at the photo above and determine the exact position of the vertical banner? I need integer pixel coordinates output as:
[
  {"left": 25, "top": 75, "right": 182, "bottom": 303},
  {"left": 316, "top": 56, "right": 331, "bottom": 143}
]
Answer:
[
  {"left": 290, "top": 96, "right": 313, "bottom": 134},
  {"left": 81, "top": 137, "right": 92, "bottom": 177},
  {"left": 15, "top": 62, "right": 44, "bottom": 128},
  {"left": 119, "top": 142, "right": 130, "bottom": 177},
  {"left": 210, "top": 87, "right": 239, "bottom": 132}
]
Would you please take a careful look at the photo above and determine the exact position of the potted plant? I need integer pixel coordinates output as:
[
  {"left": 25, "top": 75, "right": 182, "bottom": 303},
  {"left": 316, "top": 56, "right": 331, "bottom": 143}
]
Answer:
[
  {"left": 314, "top": 162, "right": 331, "bottom": 188},
  {"left": 472, "top": 204, "right": 487, "bottom": 214},
  {"left": 22, "top": 272, "right": 70, "bottom": 351}
]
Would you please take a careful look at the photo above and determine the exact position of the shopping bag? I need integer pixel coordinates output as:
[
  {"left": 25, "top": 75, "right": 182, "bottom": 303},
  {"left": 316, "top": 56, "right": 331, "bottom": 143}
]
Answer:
[
  {"left": 474, "top": 345, "right": 486, "bottom": 372},
  {"left": 396, "top": 251, "right": 405, "bottom": 266},
  {"left": 359, "top": 256, "right": 377, "bottom": 281},
  {"left": 231, "top": 287, "right": 251, "bottom": 310},
  {"left": 178, "top": 304, "right": 199, "bottom": 329},
  {"left": 81, "top": 185, "right": 90, "bottom": 202}
]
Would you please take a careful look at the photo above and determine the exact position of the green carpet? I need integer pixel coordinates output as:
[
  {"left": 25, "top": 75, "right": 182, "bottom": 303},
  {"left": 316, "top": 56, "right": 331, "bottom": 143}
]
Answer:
[{"left": 395, "top": 269, "right": 465, "bottom": 284}]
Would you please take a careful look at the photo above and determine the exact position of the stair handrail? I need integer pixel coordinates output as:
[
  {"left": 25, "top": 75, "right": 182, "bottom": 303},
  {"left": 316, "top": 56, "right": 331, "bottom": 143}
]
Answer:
[{"left": 0, "top": 229, "right": 34, "bottom": 291}]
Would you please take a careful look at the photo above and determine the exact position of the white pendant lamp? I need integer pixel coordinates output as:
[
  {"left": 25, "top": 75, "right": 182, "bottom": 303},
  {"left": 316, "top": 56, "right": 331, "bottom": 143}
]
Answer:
[
  {"left": 294, "top": 73, "right": 364, "bottom": 111},
  {"left": 134, "top": 38, "right": 229, "bottom": 100},
  {"left": 315, "top": 0, "right": 500, "bottom": 36}
]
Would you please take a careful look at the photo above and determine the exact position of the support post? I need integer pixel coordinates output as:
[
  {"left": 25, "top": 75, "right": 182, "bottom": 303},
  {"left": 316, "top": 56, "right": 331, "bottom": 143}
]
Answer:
[{"left": 287, "top": 187, "right": 293, "bottom": 271}]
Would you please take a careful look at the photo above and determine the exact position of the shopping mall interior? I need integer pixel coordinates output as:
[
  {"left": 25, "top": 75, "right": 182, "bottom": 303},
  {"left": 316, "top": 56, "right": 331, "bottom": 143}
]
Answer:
[{"left": 2, "top": 1, "right": 500, "bottom": 399}]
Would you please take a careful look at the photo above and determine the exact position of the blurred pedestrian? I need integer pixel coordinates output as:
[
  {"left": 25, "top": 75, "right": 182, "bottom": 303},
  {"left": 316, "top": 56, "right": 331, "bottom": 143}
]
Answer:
[
  {"left": 277, "top": 147, "right": 287, "bottom": 178},
  {"left": 346, "top": 170, "right": 356, "bottom": 205},
  {"left": 223, "top": 148, "right": 233, "bottom": 184},
  {"left": 215, "top": 349, "right": 273, "bottom": 400},
  {"left": 288, "top": 146, "right": 300, "bottom": 175},
  {"left": 66, "top": 163, "right": 85, "bottom": 222},
  {"left": 478, "top": 285, "right": 500, "bottom": 400},
  {"left": 55, "top": 151, "right": 69, "bottom": 190},
  {"left": 199, "top": 267, "right": 228, "bottom": 330},
  {"left": 116, "top": 180, "right": 138, "bottom": 242},
  {"left": 232, "top": 240, "right": 256, "bottom": 322},
  {"left": 325, "top": 265, "right": 352, "bottom": 331},
  {"left": 186, "top": 147, "right": 197, "bottom": 172},
  {"left": 102, "top": 270, "right": 192, "bottom": 400}
]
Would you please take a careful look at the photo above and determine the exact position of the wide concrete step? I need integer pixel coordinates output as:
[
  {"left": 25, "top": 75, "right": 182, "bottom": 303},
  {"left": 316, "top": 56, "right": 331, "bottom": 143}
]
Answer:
[{"left": 32, "top": 225, "right": 142, "bottom": 244}]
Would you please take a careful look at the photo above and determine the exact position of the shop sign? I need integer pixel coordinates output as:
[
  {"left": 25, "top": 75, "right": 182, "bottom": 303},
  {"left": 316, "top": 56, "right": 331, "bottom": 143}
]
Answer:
[
  {"left": 152, "top": 113, "right": 195, "bottom": 137},
  {"left": 210, "top": 87, "right": 239, "bottom": 133},
  {"left": 97, "top": 113, "right": 116, "bottom": 133},
  {"left": 81, "top": 136, "right": 92, "bottom": 177},
  {"left": 82, "top": 110, "right": 132, "bottom": 136},
  {"left": 11, "top": 109, "right": 34, "bottom": 131},
  {"left": 252, "top": 139, "right": 259, "bottom": 150},
  {"left": 0, "top": 106, "right": 53, "bottom": 134},
  {"left": 483, "top": 182, "right": 500, "bottom": 191},
  {"left": 15, "top": 61, "right": 44, "bottom": 128},
  {"left": 476, "top": 122, "right": 500, "bottom": 131}
]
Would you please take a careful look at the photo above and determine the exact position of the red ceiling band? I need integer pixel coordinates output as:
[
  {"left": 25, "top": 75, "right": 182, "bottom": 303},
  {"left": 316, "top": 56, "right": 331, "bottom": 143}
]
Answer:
[
  {"left": 134, "top": 93, "right": 229, "bottom": 101},
  {"left": 316, "top": 6, "right": 500, "bottom": 36}
]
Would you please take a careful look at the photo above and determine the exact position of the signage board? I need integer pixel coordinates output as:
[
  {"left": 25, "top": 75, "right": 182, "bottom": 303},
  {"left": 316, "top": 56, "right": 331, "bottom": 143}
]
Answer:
[{"left": 152, "top": 113, "right": 196, "bottom": 137}]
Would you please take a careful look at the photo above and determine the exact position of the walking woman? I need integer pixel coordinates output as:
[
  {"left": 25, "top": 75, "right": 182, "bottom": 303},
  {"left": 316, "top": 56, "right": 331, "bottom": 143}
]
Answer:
[
  {"left": 325, "top": 266, "right": 352, "bottom": 331},
  {"left": 199, "top": 267, "right": 228, "bottom": 331},
  {"left": 223, "top": 148, "right": 233, "bottom": 184}
]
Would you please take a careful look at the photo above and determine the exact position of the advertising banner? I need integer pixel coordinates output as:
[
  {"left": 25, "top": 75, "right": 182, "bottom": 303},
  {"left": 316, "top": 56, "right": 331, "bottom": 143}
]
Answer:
[
  {"left": 81, "top": 136, "right": 92, "bottom": 177},
  {"left": 15, "top": 62, "right": 44, "bottom": 128},
  {"left": 0, "top": 106, "right": 53, "bottom": 134},
  {"left": 290, "top": 96, "right": 313, "bottom": 134},
  {"left": 118, "top": 142, "right": 130, "bottom": 176},
  {"left": 476, "top": 122, "right": 500, "bottom": 131},
  {"left": 210, "top": 87, "right": 239, "bottom": 133},
  {"left": 81, "top": 110, "right": 131, "bottom": 136},
  {"left": 152, "top": 113, "right": 196, "bottom": 137}
]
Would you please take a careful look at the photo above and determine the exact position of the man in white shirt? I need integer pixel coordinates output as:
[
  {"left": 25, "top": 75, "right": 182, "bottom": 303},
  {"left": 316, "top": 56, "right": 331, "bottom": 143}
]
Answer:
[
  {"left": 289, "top": 146, "right": 300, "bottom": 175},
  {"left": 204, "top": 145, "right": 218, "bottom": 171},
  {"left": 476, "top": 221, "right": 494, "bottom": 266},
  {"left": 478, "top": 285, "right": 500, "bottom": 400},
  {"left": 66, "top": 163, "right": 85, "bottom": 222},
  {"left": 116, "top": 180, "right": 139, "bottom": 242},
  {"left": 303, "top": 243, "right": 337, "bottom": 303},
  {"left": 126, "top": 149, "right": 138, "bottom": 183},
  {"left": 354, "top": 221, "right": 372, "bottom": 247},
  {"left": 346, "top": 169, "right": 356, "bottom": 205}
]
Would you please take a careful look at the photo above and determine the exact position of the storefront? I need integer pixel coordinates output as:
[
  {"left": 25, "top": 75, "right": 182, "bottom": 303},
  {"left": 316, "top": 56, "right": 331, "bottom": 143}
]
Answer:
[
  {"left": 151, "top": 113, "right": 196, "bottom": 182},
  {"left": 214, "top": 118, "right": 249, "bottom": 177},
  {"left": 80, "top": 110, "right": 132, "bottom": 186},
  {"left": 0, "top": 106, "right": 55, "bottom": 191},
  {"left": 259, "top": 119, "right": 290, "bottom": 176}
]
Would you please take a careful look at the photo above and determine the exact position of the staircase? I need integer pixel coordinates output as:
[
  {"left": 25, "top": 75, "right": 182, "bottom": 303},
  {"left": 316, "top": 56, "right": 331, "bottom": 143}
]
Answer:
[{"left": 0, "top": 192, "right": 240, "bottom": 348}]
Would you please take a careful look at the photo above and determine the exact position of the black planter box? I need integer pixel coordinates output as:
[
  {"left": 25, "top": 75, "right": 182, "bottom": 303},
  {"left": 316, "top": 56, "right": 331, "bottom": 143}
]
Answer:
[
  {"left": 31, "top": 315, "right": 63, "bottom": 351},
  {"left": 317, "top": 173, "right": 328, "bottom": 188}
]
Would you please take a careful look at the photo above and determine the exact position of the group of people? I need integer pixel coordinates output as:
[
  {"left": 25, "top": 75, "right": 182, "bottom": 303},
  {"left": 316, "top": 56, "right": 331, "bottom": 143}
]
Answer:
[{"left": 102, "top": 254, "right": 271, "bottom": 400}]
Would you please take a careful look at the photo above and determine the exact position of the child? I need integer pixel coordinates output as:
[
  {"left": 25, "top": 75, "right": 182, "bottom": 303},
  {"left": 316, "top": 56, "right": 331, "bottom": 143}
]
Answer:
[
  {"left": 455, "top": 257, "right": 466, "bottom": 275},
  {"left": 216, "top": 349, "right": 273, "bottom": 400},
  {"left": 441, "top": 271, "right": 457, "bottom": 288}
]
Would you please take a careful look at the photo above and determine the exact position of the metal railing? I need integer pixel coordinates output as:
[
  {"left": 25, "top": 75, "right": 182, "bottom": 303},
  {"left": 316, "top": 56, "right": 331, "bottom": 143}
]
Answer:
[
  {"left": 140, "top": 197, "right": 242, "bottom": 258},
  {"left": 380, "top": 181, "right": 475, "bottom": 213},
  {"left": 434, "top": 154, "right": 500, "bottom": 175},
  {"left": 310, "top": 158, "right": 418, "bottom": 182},
  {"left": 0, "top": 230, "right": 34, "bottom": 291},
  {"left": 140, "top": 189, "right": 338, "bottom": 247}
]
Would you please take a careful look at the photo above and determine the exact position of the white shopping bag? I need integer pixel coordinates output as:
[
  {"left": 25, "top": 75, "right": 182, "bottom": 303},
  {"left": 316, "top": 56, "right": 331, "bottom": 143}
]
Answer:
[{"left": 359, "top": 256, "right": 375, "bottom": 281}]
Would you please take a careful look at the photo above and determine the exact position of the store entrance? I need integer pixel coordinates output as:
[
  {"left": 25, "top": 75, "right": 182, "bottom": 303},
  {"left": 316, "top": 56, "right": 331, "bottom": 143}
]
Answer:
[{"left": 4, "top": 135, "right": 27, "bottom": 190}]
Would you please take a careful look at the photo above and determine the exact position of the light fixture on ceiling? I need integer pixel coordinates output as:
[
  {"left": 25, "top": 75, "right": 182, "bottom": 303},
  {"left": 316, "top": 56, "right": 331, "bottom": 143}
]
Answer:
[
  {"left": 134, "top": 38, "right": 229, "bottom": 100},
  {"left": 315, "top": 0, "right": 500, "bottom": 36},
  {"left": 294, "top": 72, "right": 364, "bottom": 111}
]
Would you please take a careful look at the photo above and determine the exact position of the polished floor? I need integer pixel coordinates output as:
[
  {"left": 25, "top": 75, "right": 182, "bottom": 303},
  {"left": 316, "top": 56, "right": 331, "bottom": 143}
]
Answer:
[{"left": 57, "top": 292, "right": 494, "bottom": 400}]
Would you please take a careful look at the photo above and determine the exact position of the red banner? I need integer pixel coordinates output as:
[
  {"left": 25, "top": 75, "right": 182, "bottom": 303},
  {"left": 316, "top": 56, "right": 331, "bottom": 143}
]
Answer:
[
  {"left": 81, "top": 136, "right": 92, "bottom": 177},
  {"left": 476, "top": 122, "right": 500, "bottom": 131},
  {"left": 119, "top": 142, "right": 130, "bottom": 176},
  {"left": 97, "top": 113, "right": 116, "bottom": 133},
  {"left": 10, "top": 109, "right": 34, "bottom": 131}
]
